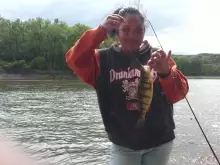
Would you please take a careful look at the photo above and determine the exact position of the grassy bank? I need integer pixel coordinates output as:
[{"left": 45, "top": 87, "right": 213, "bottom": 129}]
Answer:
[
  {"left": 0, "top": 73, "right": 75, "bottom": 81},
  {"left": 0, "top": 69, "right": 76, "bottom": 80}
]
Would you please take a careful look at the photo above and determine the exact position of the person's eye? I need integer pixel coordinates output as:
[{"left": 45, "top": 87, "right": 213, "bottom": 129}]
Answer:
[
  {"left": 122, "top": 28, "right": 129, "bottom": 33},
  {"left": 136, "top": 28, "right": 144, "bottom": 33}
]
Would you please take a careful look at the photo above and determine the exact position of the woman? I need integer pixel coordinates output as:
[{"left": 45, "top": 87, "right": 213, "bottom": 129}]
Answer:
[{"left": 65, "top": 7, "right": 189, "bottom": 165}]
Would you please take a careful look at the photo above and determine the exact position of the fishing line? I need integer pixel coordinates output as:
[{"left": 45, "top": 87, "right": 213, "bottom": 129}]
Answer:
[
  {"left": 99, "top": 2, "right": 218, "bottom": 163},
  {"left": 148, "top": 19, "right": 220, "bottom": 165}
]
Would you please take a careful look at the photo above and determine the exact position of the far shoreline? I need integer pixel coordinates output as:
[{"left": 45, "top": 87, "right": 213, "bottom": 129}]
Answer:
[
  {"left": 0, "top": 72, "right": 76, "bottom": 81},
  {"left": 187, "top": 76, "right": 220, "bottom": 79},
  {"left": 0, "top": 72, "right": 220, "bottom": 81}
]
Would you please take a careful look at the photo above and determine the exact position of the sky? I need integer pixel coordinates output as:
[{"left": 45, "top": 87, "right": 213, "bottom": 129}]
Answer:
[{"left": 0, "top": 0, "right": 219, "bottom": 54}]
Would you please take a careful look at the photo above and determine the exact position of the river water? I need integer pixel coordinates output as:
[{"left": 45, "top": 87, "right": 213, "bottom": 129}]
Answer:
[{"left": 0, "top": 79, "right": 220, "bottom": 165}]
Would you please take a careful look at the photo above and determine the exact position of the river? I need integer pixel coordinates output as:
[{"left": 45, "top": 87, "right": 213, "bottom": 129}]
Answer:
[{"left": 0, "top": 79, "right": 220, "bottom": 165}]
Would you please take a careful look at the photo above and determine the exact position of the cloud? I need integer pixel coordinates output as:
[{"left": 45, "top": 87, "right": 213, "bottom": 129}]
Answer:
[
  {"left": 0, "top": 0, "right": 185, "bottom": 29},
  {"left": 145, "top": 0, "right": 220, "bottom": 54},
  {"left": 0, "top": 0, "right": 55, "bottom": 20},
  {"left": 0, "top": 0, "right": 218, "bottom": 54}
]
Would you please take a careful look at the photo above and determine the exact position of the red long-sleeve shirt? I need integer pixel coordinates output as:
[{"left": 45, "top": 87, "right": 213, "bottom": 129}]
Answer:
[{"left": 65, "top": 25, "right": 189, "bottom": 104}]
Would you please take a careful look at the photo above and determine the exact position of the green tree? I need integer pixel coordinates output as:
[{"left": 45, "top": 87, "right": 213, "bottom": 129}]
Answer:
[{"left": 0, "top": 15, "right": 219, "bottom": 77}]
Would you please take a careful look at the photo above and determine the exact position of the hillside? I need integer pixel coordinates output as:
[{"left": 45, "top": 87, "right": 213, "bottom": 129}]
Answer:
[
  {"left": 173, "top": 53, "right": 220, "bottom": 76},
  {"left": 0, "top": 16, "right": 219, "bottom": 78}
]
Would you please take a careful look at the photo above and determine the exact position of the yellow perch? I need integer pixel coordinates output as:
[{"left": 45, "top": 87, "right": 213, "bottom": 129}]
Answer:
[{"left": 136, "top": 65, "right": 154, "bottom": 127}]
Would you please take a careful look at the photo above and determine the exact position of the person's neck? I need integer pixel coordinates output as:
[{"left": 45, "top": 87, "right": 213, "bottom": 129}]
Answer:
[{"left": 119, "top": 45, "right": 139, "bottom": 55}]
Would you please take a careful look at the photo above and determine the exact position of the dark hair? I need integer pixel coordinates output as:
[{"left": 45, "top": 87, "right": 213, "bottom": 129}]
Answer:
[{"left": 109, "top": 7, "right": 146, "bottom": 37}]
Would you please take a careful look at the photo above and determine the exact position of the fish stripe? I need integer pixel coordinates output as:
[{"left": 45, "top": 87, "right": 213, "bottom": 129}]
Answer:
[{"left": 136, "top": 64, "right": 153, "bottom": 127}]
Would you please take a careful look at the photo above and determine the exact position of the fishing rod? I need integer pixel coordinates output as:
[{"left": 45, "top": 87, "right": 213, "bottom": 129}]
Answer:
[
  {"left": 106, "top": 0, "right": 219, "bottom": 162},
  {"left": 148, "top": 18, "right": 220, "bottom": 165}
]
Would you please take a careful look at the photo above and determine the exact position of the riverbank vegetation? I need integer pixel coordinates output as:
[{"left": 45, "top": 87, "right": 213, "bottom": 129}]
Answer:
[{"left": 0, "top": 16, "right": 219, "bottom": 78}]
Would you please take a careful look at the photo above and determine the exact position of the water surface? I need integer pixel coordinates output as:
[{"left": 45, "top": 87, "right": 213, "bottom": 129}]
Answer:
[{"left": 0, "top": 79, "right": 220, "bottom": 165}]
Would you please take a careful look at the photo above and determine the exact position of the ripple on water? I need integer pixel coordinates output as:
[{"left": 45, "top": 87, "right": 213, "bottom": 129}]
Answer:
[{"left": 0, "top": 79, "right": 220, "bottom": 164}]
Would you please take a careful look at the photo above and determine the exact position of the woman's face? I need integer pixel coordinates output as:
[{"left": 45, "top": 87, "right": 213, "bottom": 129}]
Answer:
[{"left": 118, "top": 14, "right": 145, "bottom": 53}]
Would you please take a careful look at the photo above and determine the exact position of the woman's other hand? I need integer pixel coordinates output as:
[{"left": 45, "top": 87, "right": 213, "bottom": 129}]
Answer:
[{"left": 147, "top": 50, "right": 172, "bottom": 75}]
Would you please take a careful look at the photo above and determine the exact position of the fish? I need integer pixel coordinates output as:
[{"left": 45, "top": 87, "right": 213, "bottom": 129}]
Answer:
[{"left": 136, "top": 65, "right": 154, "bottom": 128}]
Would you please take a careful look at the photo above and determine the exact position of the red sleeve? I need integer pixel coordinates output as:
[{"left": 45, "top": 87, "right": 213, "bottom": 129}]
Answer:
[
  {"left": 65, "top": 25, "right": 107, "bottom": 87},
  {"left": 159, "top": 57, "right": 189, "bottom": 104}
]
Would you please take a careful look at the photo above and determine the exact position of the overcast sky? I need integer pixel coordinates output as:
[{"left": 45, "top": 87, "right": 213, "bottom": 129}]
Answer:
[{"left": 0, "top": 0, "right": 219, "bottom": 54}]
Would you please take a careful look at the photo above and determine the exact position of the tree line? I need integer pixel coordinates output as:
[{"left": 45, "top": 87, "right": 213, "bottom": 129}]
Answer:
[
  {"left": 0, "top": 16, "right": 219, "bottom": 76},
  {"left": 173, "top": 54, "right": 220, "bottom": 76}
]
